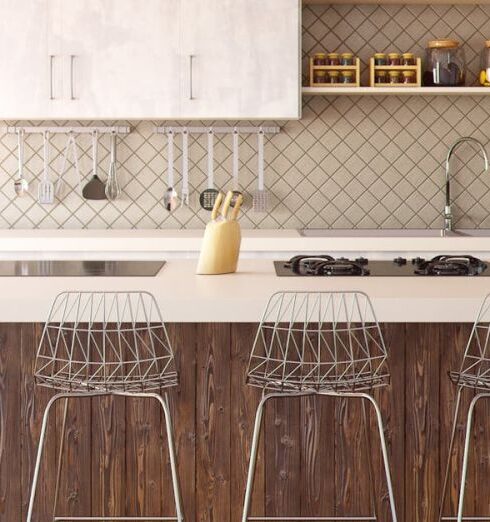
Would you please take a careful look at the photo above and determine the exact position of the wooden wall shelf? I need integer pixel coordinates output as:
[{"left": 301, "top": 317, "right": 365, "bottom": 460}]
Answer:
[
  {"left": 303, "top": 86, "right": 490, "bottom": 96},
  {"left": 303, "top": 0, "right": 490, "bottom": 4}
]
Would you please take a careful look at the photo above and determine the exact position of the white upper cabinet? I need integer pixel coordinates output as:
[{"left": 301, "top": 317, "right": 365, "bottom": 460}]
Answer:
[
  {"left": 0, "top": 0, "right": 300, "bottom": 120},
  {"left": 52, "top": 0, "right": 182, "bottom": 119},
  {"left": 181, "top": 0, "right": 301, "bottom": 119},
  {"left": 0, "top": 0, "right": 51, "bottom": 119}
]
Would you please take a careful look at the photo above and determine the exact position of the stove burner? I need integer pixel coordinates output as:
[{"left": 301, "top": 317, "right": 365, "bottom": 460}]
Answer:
[
  {"left": 413, "top": 255, "right": 487, "bottom": 276},
  {"left": 284, "top": 255, "right": 370, "bottom": 276}
]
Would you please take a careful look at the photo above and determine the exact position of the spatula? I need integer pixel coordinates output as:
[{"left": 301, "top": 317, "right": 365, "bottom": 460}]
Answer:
[
  {"left": 82, "top": 130, "right": 107, "bottom": 200},
  {"left": 164, "top": 129, "right": 179, "bottom": 211},
  {"left": 38, "top": 131, "right": 54, "bottom": 205},
  {"left": 199, "top": 129, "right": 220, "bottom": 211}
]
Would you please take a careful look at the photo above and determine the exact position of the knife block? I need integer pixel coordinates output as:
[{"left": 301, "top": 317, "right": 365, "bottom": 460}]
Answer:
[{"left": 196, "top": 218, "right": 242, "bottom": 275}]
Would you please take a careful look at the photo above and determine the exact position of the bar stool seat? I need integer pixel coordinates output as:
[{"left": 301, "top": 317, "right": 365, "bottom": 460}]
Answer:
[
  {"left": 27, "top": 291, "right": 183, "bottom": 522},
  {"left": 242, "top": 291, "right": 397, "bottom": 522},
  {"left": 441, "top": 294, "right": 490, "bottom": 522}
]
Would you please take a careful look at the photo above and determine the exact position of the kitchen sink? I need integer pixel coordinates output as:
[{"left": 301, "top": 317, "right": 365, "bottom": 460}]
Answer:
[
  {"left": 0, "top": 260, "right": 165, "bottom": 277},
  {"left": 299, "top": 229, "right": 490, "bottom": 238}
]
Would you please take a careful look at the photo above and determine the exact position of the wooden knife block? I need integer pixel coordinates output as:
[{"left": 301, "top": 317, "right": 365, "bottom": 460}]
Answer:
[{"left": 196, "top": 218, "right": 242, "bottom": 275}]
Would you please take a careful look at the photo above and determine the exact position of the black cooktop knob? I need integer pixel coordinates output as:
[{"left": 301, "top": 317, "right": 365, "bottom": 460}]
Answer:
[
  {"left": 393, "top": 257, "right": 407, "bottom": 266},
  {"left": 355, "top": 257, "right": 369, "bottom": 265},
  {"left": 412, "top": 257, "right": 425, "bottom": 265}
]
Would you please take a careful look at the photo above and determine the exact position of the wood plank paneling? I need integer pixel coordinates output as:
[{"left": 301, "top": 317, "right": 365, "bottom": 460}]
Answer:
[
  {"left": 91, "top": 395, "right": 126, "bottom": 518},
  {"left": 370, "top": 323, "right": 406, "bottom": 522},
  {"left": 300, "top": 394, "right": 335, "bottom": 518},
  {"left": 265, "top": 390, "right": 301, "bottom": 517},
  {"left": 0, "top": 323, "right": 21, "bottom": 522},
  {"left": 231, "top": 323, "right": 265, "bottom": 521},
  {"left": 5, "top": 321, "right": 490, "bottom": 522},
  {"left": 196, "top": 324, "right": 231, "bottom": 522},
  {"left": 56, "top": 396, "right": 91, "bottom": 518},
  {"left": 405, "top": 323, "right": 441, "bottom": 522},
  {"left": 167, "top": 323, "right": 197, "bottom": 522},
  {"left": 439, "top": 324, "right": 475, "bottom": 519},
  {"left": 21, "top": 323, "right": 56, "bottom": 522}
]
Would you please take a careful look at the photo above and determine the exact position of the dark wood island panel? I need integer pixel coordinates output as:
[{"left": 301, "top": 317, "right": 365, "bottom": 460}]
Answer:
[{"left": 0, "top": 323, "right": 488, "bottom": 522}]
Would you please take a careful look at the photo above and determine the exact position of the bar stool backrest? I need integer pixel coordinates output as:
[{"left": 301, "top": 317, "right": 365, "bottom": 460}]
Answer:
[
  {"left": 247, "top": 291, "right": 389, "bottom": 392},
  {"left": 455, "top": 294, "right": 490, "bottom": 389},
  {"left": 34, "top": 291, "right": 178, "bottom": 392}
]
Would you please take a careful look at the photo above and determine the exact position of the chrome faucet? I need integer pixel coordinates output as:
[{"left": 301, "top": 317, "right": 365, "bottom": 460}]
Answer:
[{"left": 444, "top": 137, "right": 489, "bottom": 234}]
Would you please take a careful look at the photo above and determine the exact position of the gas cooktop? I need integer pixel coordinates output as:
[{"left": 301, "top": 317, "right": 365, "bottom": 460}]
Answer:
[{"left": 275, "top": 255, "right": 489, "bottom": 277}]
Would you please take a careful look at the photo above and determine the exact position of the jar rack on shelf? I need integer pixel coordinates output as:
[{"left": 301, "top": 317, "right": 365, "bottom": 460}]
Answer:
[
  {"left": 369, "top": 57, "right": 422, "bottom": 87},
  {"left": 309, "top": 57, "right": 361, "bottom": 87}
]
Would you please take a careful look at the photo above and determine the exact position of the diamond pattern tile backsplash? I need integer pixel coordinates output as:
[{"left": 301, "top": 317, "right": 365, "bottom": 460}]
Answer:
[{"left": 3, "top": 4, "right": 490, "bottom": 230}]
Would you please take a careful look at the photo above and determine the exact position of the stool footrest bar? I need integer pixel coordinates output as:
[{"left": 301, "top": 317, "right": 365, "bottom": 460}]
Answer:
[
  {"left": 54, "top": 517, "right": 179, "bottom": 521},
  {"left": 441, "top": 516, "right": 490, "bottom": 521},
  {"left": 247, "top": 516, "right": 376, "bottom": 522}
]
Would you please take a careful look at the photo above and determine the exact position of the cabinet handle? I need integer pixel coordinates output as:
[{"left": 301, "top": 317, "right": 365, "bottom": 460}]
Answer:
[
  {"left": 70, "top": 55, "right": 77, "bottom": 100},
  {"left": 189, "top": 54, "right": 195, "bottom": 100},
  {"left": 49, "top": 55, "right": 55, "bottom": 100}
]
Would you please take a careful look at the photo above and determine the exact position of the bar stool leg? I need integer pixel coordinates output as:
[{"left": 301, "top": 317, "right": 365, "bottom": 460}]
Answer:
[
  {"left": 154, "top": 392, "right": 184, "bottom": 522},
  {"left": 53, "top": 397, "right": 69, "bottom": 517},
  {"left": 456, "top": 393, "right": 490, "bottom": 522},
  {"left": 26, "top": 393, "right": 63, "bottom": 522},
  {"left": 242, "top": 393, "right": 270, "bottom": 522},
  {"left": 364, "top": 394, "right": 397, "bottom": 522},
  {"left": 439, "top": 386, "right": 463, "bottom": 522}
]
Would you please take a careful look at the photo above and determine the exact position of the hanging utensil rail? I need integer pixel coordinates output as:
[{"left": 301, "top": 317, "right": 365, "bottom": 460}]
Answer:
[
  {"left": 4, "top": 126, "right": 131, "bottom": 135},
  {"left": 155, "top": 126, "right": 280, "bottom": 135}
]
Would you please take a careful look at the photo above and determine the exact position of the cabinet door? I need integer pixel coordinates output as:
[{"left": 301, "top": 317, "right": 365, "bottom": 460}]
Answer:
[
  {"left": 0, "top": 0, "right": 55, "bottom": 119},
  {"left": 182, "top": 0, "right": 300, "bottom": 120},
  {"left": 58, "top": 0, "right": 182, "bottom": 119}
]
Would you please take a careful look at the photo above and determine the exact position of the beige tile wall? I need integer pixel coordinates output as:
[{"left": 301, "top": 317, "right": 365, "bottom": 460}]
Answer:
[{"left": 2, "top": 4, "right": 490, "bottom": 230}]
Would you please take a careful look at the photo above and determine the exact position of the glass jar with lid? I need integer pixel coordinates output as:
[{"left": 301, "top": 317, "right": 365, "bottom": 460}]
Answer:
[
  {"left": 480, "top": 41, "right": 490, "bottom": 85},
  {"left": 314, "top": 70, "right": 327, "bottom": 84},
  {"left": 424, "top": 39, "right": 466, "bottom": 86}
]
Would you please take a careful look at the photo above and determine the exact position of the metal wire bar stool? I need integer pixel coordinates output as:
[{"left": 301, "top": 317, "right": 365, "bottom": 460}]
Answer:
[
  {"left": 26, "top": 291, "right": 183, "bottom": 522},
  {"left": 440, "top": 294, "right": 490, "bottom": 522},
  {"left": 242, "top": 291, "right": 397, "bottom": 522}
]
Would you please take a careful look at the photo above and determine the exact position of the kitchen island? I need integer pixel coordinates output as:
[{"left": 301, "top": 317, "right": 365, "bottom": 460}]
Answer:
[{"left": 2, "top": 230, "right": 490, "bottom": 522}]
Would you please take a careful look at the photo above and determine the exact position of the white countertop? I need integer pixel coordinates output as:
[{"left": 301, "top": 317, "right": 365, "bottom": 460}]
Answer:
[
  {"left": 2, "top": 228, "right": 490, "bottom": 259},
  {"left": 1, "top": 229, "right": 490, "bottom": 322},
  {"left": 0, "top": 257, "right": 488, "bottom": 323}
]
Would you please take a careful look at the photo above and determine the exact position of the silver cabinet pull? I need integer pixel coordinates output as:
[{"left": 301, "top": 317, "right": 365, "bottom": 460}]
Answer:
[
  {"left": 70, "top": 55, "right": 77, "bottom": 100},
  {"left": 189, "top": 54, "right": 195, "bottom": 100},
  {"left": 49, "top": 55, "right": 55, "bottom": 100}
]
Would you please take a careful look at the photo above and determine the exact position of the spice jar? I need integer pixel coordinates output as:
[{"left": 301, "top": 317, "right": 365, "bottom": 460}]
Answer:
[
  {"left": 388, "top": 71, "right": 401, "bottom": 84},
  {"left": 314, "top": 70, "right": 327, "bottom": 84},
  {"left": 480, "top": 40, "right": 490, "bottom": 85},
  {"left": 374, "top": 53, "right": 387, "bottom": 65},
  {"left": 340, "top": 71, "right": 354, "bottom": 84},
  {"left": 375, "top": 70, "right": 387, "bottom": 84},
  {"left": 388, "top": 53, "right": 401, "bottom": 66},
  {"left": 402, "top": 53, "right": 416, "bottom": 66},
  {"left": 328, "top": 71, "right": 340, "bottom": 84},
  {"left": 341, "top": 53, "right": 354, "bottom": 66},
  {"left": 424, "top": 39, "right": 466, "bottom": 86},
  {"left": 313, "top": 52, "right": 327, "bottom": 66},
  {"left": 402, "top": 71, "right": 416, "bottom": 84},
  {"left": 327, "top": 53, "right": 340, "bottom": 66}
]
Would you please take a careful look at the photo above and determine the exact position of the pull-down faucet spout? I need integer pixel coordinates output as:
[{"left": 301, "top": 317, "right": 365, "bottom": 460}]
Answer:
[{"left": 444, "top": 137, "right": 488, "bottom": 235}]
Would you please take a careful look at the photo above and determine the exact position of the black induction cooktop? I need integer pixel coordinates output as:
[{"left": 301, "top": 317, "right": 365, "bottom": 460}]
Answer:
[{"left": 0, "top": 260, "right": 166, "bottom": 277}]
